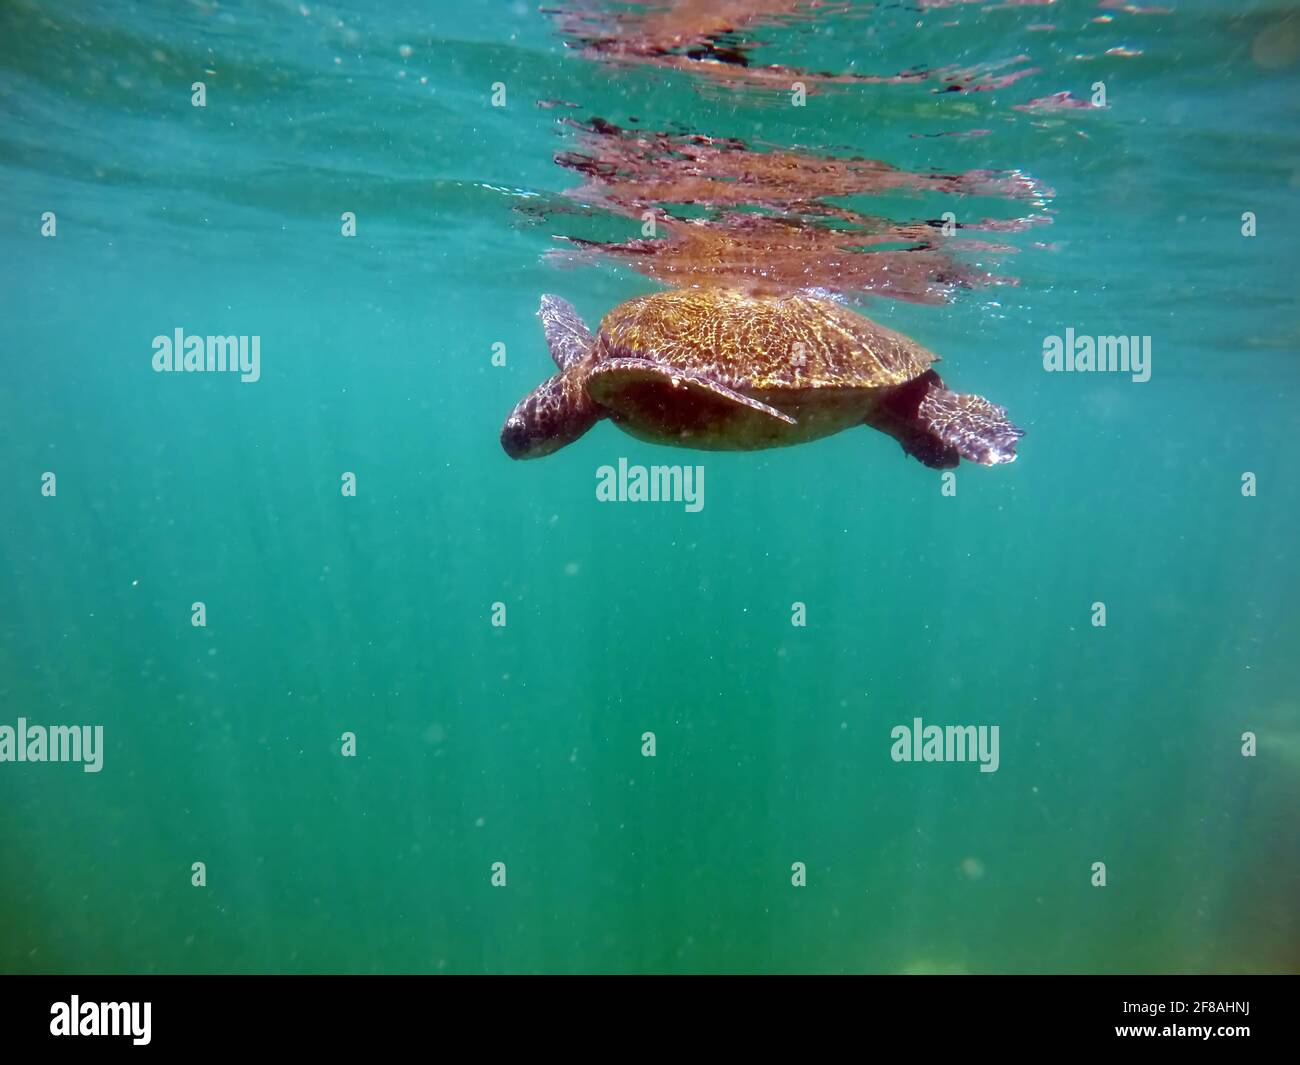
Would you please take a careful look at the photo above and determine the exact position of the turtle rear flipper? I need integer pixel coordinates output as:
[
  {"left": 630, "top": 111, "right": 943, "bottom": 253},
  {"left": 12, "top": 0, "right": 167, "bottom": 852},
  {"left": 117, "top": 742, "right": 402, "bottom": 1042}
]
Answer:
[
  {"left": 538, "top": 294, "right": 593, "bottom": 370},
  {"left": 920, "top": 382, "right": 1022, "bottom": 466},
  {"left": 587, "top": 357, "right": 796, "bottom": 447},
  {"left": 870, "top": 370, "right": 1022, "bottom": 468}
]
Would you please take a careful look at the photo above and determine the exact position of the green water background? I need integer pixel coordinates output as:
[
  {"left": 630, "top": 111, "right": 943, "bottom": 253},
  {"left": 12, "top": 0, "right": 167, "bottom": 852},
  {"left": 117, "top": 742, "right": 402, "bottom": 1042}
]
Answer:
[{"left": 1, "top": 0, "right": 1298, "bottom": 973}]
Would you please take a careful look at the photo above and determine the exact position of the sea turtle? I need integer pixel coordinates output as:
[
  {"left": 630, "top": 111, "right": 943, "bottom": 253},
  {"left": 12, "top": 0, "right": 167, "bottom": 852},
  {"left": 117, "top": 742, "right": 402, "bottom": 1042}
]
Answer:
[{"left": 500, "top": 288, "right": 1022, "bottom": 468}]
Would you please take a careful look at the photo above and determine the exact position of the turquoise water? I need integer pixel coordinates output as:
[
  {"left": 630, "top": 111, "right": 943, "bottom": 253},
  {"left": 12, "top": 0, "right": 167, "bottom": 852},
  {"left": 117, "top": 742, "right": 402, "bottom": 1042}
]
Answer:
[{"left": 1, "top": 0, "right": 1298, "bottom": 974}]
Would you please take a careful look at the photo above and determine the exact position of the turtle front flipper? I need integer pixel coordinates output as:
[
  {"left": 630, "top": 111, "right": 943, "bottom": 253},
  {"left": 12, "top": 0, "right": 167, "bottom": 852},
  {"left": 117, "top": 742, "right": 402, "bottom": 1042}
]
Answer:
[
  {"left": 868, "top": 369, "right": 1023, "bottom": 468},
  {"left": 587, "top": 357, "right": 799, "bottom": 450},
  {"left": 538, "top": 294, "right": 593, "bottom": 370}
]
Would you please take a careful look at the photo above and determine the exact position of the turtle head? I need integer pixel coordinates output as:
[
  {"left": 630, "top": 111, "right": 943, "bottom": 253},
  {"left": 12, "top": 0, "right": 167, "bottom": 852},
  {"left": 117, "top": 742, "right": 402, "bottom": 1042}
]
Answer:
[{"left": 501, "top": 371, "right": 601, "bottom": 460}]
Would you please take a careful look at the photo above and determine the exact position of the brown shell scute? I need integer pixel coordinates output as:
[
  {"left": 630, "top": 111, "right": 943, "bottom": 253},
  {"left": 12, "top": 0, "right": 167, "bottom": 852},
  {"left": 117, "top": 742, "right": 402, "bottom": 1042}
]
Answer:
[{"left": 594, "top": 288, "right": 935, "bottom": 391}]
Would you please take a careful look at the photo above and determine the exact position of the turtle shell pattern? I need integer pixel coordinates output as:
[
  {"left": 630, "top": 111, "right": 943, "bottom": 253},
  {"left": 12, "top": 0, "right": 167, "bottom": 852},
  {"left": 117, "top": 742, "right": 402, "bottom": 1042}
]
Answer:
[{"left": 592, "top": 288, "right": 937, "bottom": 392}]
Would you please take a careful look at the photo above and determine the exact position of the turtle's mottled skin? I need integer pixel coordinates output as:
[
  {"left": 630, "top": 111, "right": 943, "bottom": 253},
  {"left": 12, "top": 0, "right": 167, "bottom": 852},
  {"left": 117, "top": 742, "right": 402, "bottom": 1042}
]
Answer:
[{"left": 501, "top": 289, "right": 1023, "bottom": 468}]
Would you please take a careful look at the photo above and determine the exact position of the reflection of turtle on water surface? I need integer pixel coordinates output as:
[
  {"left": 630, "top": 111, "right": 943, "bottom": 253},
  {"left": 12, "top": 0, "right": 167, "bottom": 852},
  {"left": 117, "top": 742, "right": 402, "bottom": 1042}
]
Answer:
[{"left": 501, "top": 289, "right": 1023, "bottom": 468}]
